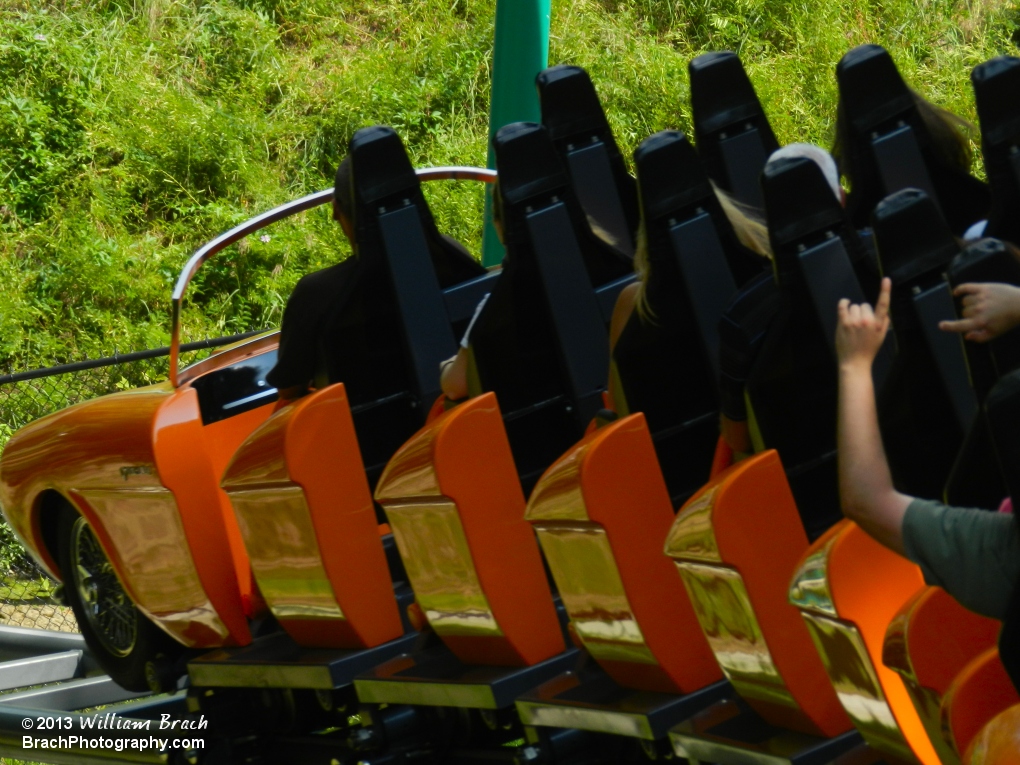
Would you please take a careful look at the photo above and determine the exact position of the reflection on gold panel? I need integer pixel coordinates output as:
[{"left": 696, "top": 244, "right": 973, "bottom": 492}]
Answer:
[
  {"left": 535, "top": 523, "right": 658, "bottom": 666},
  {"left": 788, "top": 543, "right": 837, "bottom": 617},
  {"left": 524, "top": 452, "right": 587, "bottom": 523},
  {"left": 384, "top": 500, "right": 502, "bottom": 637},
  {"left": 80, "top": 487, "right": 229, "bottom": 645},
  {"left": 663, "top": 487, "right": 720, "bottom": 563},
  {"left": 801, "top": 612, "right": 915, "bottom": 763},
  {"left": 676, "top": 561, "right": 797, "bottom": 709},
  {"left": 373, "top": 435, "right": 441, "bottom": 502},
  {"left": 228, "top": 485, "right": 344, "bottom": 621}
]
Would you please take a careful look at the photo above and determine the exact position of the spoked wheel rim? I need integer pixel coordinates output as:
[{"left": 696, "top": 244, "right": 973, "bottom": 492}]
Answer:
[{"left": 69, "top": 517, "right": 137, "bottom": 658}]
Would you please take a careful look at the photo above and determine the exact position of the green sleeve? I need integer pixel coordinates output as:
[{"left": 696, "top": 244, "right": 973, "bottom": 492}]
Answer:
[{"left": 901, "top": 498, "right": 1020, "bottom": 620}]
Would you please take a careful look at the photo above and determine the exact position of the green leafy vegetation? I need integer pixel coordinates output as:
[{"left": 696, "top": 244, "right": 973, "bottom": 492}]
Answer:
[{"left": 0, "top": 0, "right": 1015, "bottom": 376}]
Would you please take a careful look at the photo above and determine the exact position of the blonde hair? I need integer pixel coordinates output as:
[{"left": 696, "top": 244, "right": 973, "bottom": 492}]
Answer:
[
  {"left": 586, "top": 214, "right": 620, "bottom": 250},
  {"left": 633, "top": 184, "right": 771, "bottom": 321},
  {"left": 714, "top": 184, "right": 771, "bottom": 259}
]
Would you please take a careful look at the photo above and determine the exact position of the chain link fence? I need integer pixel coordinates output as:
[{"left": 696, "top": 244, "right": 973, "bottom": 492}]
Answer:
[{"left": 0, "top": 330, "right": 269, "bottom": 633}]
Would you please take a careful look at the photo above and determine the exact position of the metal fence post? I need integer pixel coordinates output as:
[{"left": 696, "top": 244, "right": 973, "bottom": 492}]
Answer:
[{"left": 481, "top": 0, "right": 552, "bottom": 267}]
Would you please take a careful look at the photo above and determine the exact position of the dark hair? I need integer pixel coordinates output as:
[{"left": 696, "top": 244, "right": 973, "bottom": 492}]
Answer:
[
  {"left": 334, "top": 156, "right": 353, "bottom": 220},
  {"left": 832, "top": 90, "right": 976, "bottom": 189}
]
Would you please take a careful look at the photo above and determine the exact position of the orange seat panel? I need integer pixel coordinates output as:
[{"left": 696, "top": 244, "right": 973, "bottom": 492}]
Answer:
[
  {"left": 222, "top": 384, "right": 402, "bottom": 649},
  {"left": 202, "top": 405, "right": 277, "bottom": 617},
  {"left": 884, "top": 586, "right": 1001, "bottom": 765},
  {"left": 942, "top": 648, "right": 1019, "bottom": 760},
  {"left": 964, "top": 704, "right": 1020, "bottom": 765},
  {"left": 789, "top": 520, "right": 939, "bottom": 765},
  {"left": 150, "top": 388, "right": 265, "bottom": 647},
  {"left": 666, "top": 450, "right": 851, "bottom": 737},
  {"left": 526, "top": 413, "right": 722, "bottom": 694},
  {"left": 375, "top": 393, "right": 564, "bottom": 667}
]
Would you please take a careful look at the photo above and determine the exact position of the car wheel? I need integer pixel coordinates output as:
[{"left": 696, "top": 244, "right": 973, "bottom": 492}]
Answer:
[{"left": 55, "top": 504, "right": 181, "bottom": 692}]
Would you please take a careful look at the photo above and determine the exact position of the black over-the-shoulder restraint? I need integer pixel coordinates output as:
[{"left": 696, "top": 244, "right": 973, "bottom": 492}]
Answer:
[
  {"left": 943, "top": 238, "right": 1020, "bottom": 508},
  {"left": 973, "top": 56, "right": 1020, "bottom": 247},
  {"left": 837, "top": 44, "right": 990, "bottom": 236},
  {"left": 689, "top": 51, "right": 779, "bottom": 211},
  {"left": 613, "top": 130, "right": 764, "bottom": 505},
  {"left": 470, "top": 122, "right": 633, "bottom": 492},
  {"left": 538, "top": 65, "right": 639, "bottom": 257},
  {"left": 948, "top": 238, "right": 1020, "bottom": 400},
  {"left": 871, "top": 189, "right": 977, "bottom": 501},
  {"left": 317, "top": 125, "right": 487, "bottom": 487},
  {"left": 745, "top": 156, "right": 880, "bottom": 539}
]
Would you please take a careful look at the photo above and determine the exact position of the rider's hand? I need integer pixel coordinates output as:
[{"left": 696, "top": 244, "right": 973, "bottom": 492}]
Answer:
[
  {"left": 939, "top": 282, "right": 1020, "bottom": 343},
  {"left": 836, "top": 277, "right": 892, "bottom": 372}
]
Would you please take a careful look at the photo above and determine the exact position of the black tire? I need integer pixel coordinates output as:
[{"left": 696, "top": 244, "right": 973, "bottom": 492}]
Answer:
[{"left": 55, "top": 504, "right": 182, "bottom": 692}]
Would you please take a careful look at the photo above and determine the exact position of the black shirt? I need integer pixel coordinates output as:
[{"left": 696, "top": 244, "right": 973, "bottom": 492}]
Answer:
[
  {"left": 266, "top": 234, "right": 483, "bottom": 394},
  {"left": 266, "top": 256, "right": 361, "bottom": 391}
]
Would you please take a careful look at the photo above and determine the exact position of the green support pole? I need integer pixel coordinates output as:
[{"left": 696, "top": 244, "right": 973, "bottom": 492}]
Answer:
[{"left": 482, "top": 0, "right": 551, "bottom": 266}]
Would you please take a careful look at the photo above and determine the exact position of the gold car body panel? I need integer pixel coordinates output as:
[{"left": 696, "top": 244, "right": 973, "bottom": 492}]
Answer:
[
  {"left": 376, "top": 393, "right": 565, "bottom": 667},
  {"left": 74, "top": 485, "right": 229, "bottom": 644},
  {"left": 662, "top": 487, "right": 721, "bottom": 563},
  {"left": 801, "top": 612, "right": 915, "bottom": 762},
  {"left": 385, "top": 499, "right": 501, "bottom": 637},
  {"left": 788, "top": 535, "right": 838, "bottom": 618},
  {"left": 676, "top": 560, "right": 797, "bottom": 709},
  {"left": 789, "top": 521, "right": 937, "bottom": 765},
  {"left": 535, "top": 522, "right": 657, "bottom": 665},
  {"left": 228, "top": 485, "right": 344, "bottom": 621}
]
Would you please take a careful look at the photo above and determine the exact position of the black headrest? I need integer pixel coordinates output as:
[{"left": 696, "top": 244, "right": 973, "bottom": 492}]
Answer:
[
  {"left": 492, "top": 122, "right": 570, "bottom": 206},
  {"left": 763, "top": 156, "right": 846, "bottom": 272},
  {"left": 634, "top": 130, "right": 713, "bottom": 223},
  {"left": 689, "top": 51, "right": 769, "bottom": 135},
  {"left": 949, "top": 238, "right": 1020, "bottom": 286},
  {"left": 836, "top": 45, "right": 915, "bottom": 134},
  {"left": 872, "top": 188, "right": 958, "bottom": 284},
  {"left": 537, "top": 65, "right": 612, "bottom": 141},
  {"left": 349, "top": 126, "right": 420, "bottom": 209},
  {"left": 973, "top": 56, "right": 1020, "bottom": 150}
]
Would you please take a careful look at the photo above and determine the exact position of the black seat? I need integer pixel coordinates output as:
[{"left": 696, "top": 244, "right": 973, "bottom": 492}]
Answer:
[
  {"left": 836, "top": 44, "right": 990, "bottom": 236},
  {"left": 972, "top": 56, "right": 1020, "bottom": 246},
  {"left": 469, "top": 122, "right": 634, "bottom": 492},
  {"left": 871, "top": 188, "right": 977, "bottom": 499},
  {"left": 323, "top": 126, "right": 488, "bottom": 486},
  {"left": 192, "top": 350, "right": 280, "bottom": 425},
  {"left": 689, "top": 51, "right": 779, "bottom": 210},
  {"left": 538, "top": 65, "right": 639, "bottom": 257},
  {"left": 612, "top": 130, "right": 764, "bottom": 504},
  {"left": 747, "top": 156, "right": 881, "bottom": 538}
]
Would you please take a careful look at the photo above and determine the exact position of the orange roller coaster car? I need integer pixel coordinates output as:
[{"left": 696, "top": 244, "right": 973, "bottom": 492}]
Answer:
[{"left": 0, "top": 162, "right": 497, "bottom": 692}]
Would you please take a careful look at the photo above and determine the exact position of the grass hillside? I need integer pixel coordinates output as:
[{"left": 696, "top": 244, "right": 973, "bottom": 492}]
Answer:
[{"left": 0, "top": 0, "right": 1016, "bottom": 372}]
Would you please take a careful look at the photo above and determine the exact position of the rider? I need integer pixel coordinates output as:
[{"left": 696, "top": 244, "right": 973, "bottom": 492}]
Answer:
[
  {"left": 836, "top": 276, "right": 1020, "bottom": 620},
  {"left": 270, "top": 153, "right": 481, "bottom": 404},
  {"left": 266, "top": 156, "right": 359, "bottom": 403},
  {"left": 717, "top": 143, "right": 845, "bottom": 457}
]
